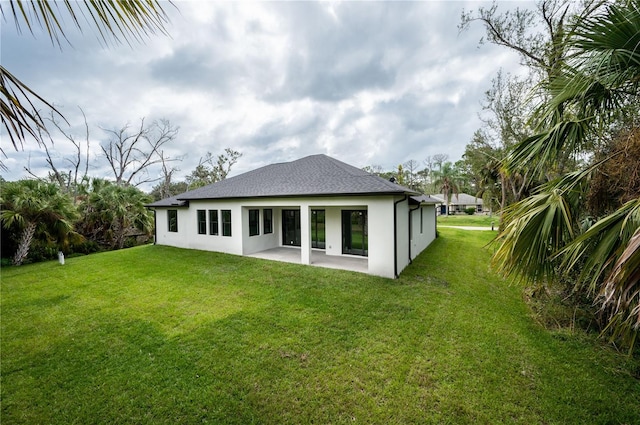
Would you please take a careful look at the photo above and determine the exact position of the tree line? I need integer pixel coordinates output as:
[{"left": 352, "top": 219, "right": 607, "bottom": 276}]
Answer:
[
  {"left": 364, "top": 154, "right": 486, "bottom": 216},
  {"left": 458, "top": 0, "right": 640, "bottom": 351},
  {"left": 1, "top": 113, "right": 241, "bottom": 266}
]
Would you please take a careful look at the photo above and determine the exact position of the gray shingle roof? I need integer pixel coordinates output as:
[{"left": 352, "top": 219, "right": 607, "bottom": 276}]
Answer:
[
  {"left": 432, "top": 193, "right": 483, "bottom": 205},
  {"left": 148, "top": 154, "right": 418, "bottom": 207},
  {"left": 148, "top": 195, "right": 188, "bottom": 208},
  {"left": 410, "top": 195, "right": 441, "bottom": 204}
]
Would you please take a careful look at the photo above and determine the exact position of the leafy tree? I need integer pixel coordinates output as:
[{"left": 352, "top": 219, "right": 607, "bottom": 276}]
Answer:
[
  {"left": 462, "top": 129, "right": 537, "bottom": 220},
  {"left": 186, "top": 149, "right": 242, "bottom": 190},
  {"left": 362, "top": 165, "right": 395, "bottom": 182},
  {"left": 459, "top": 1, "right": 606, "bottom": 83},
  {"left": 394, "top": 164, "right": 406, "bottom": 186},
  {"left": 76, "top": 179, "right": 153, "bottom": 250},
  {"left": 453, "top": 159, "right": 474, "bottom": 195},
  {"left": 0, "top": 0, "right": 173, "bottom": 158},
  {"left": 0, "top": 179, "right": 79, "bottom": 265},
  {"left": 462, "top": 131, "right": 502, "bottom": 210},
  {"left": 433, "top": 162, "right": 462, "bottom": 215},
  {"left": 460, "top": 1, "right": 608, "bottom": 188},
  {"left": 587, "top": 125, "right": 640, "bottom": 217},
  {"left": 493, "top": 2, "right": 640, "bottom": 348},
  {"left": 149, "top": 181, "right": 188, "bottom": 202}
]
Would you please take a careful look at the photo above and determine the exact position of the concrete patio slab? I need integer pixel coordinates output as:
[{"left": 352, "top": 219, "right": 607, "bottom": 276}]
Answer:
[{"left": 248, "top": 247, "right": 368, "bottom": 274}]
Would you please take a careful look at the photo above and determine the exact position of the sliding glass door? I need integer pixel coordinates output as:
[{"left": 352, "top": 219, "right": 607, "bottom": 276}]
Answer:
[
  {"left": 311, "top": 210, "right": 325, "bottom": 249},
  {"left": 282, "top": 209, "right": 301, "bottom": 246},
  {"left": 342, "top": 210, "right": 367, "bottom": 256}
]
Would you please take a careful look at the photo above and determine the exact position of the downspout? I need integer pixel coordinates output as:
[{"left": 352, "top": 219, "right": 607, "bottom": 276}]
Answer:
[
  {"left": 152, "top": 209, "right": 157, "bottom": 245},
  {"left": 393, "top": 195, "right": 408, "bottom": 278},
  {"left": 144, "top": 205, "right": 158, "bottom": 245},
  {"left": 408, "top": 203, "right": 420, "bottom": 264}
]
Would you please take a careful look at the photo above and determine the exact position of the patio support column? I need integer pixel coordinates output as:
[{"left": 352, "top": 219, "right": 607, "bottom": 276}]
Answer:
[{"left": 300, "top": 205, "right": 311, "bottom": 265}]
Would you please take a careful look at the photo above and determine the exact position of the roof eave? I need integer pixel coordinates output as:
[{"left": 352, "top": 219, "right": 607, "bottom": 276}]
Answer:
[
  {"left": 145, "top": 200, "right": 189, "bottom": 208},
  {"left": 176, "top": 190, "right": 417, "bottom": 202}
]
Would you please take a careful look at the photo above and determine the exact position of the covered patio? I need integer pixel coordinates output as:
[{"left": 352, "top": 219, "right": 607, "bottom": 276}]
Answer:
[{"left": 248, "top": 246, "right": 368, "bottom": 274}]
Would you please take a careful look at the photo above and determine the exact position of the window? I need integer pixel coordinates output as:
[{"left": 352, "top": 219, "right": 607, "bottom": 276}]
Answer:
[
  {"left": 249, "top": 209, "right": 260, "bottom": 236},
  {"left": 197, "top": 210, "right": 206, "bottom": 234},
  {"left": 209, "top": 210, "right": 218, "bottom": 235},
  {"left": 168, "top": 209, "right": 178, "bottom": 232},
  {"left": 222, "top": 210, "right": 232, "bottom": 237},
  {"left": 263, "top": 209, "right": 273, "bottom": 234},
  {"left": 311, "top": 209, "right": 325, "bottom": 249}
]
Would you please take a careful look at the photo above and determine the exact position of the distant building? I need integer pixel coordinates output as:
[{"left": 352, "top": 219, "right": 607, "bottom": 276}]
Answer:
[{"left": 432, "top": 193, "right": 484, "bottom": 215}]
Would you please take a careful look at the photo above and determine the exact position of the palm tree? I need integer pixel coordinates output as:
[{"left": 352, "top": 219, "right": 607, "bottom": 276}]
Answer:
[
  {"left": 1, "top": 180, "right": 79, "bottom": 265},
  {"left": 76, "top": 179, "right": 154, "bottom": 250},
  {"left": 0, "top": 1, "right": 172, "bottom": 152},
  {"left": 494, "top": 2, "right": 640, "bottom": 347},
  {"left": 433, "top": 162, "right": 462, "bottom": 215}
]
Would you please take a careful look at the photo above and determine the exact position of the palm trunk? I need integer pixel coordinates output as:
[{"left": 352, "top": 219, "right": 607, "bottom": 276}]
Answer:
[
  {"left": 443, "top": 185, "right": 449, "bottom": 216},
  {"left": 13, "top": 221, "right": 37, "bottom": 266},
  {"left": 500, "top": 174, "right": 507, "bottom": 232},
  {"left": 500, "top": 175, "right": 506, "bottom": 210}
]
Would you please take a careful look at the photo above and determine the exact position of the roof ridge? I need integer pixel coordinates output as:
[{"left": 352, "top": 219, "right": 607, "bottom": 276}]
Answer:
[{"left": 147, "top": 154, "right": 419, "bottom": 206}]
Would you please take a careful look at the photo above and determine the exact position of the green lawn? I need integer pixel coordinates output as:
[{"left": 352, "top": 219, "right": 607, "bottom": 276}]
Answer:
[
  {"left": 1, "top": 229, "right": 639, "bottom": 424},
  {"left": 437, "top": 214, "right": 497, "bottom": 227}
]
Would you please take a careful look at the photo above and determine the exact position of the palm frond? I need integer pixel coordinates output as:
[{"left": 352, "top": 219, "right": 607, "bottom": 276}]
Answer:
[
  {"left": 560, "top": 199, "right": 640, "bottom": 285},
  {"left": 556, "top": 198, "right": 640, "bottom": 349},
  {"left": 0, "top": 0, "right": 173, "bottom": 48},
  {"left": 508, "top": 2, "right": 640, "bottom": 175},
  {"left": 600, "top": 227, "right": 640, "bottom": 348},
  {"left": 0, "top": 65, "right": 64, "bottom": 151},
  {"left": 572, "top": 2, "right": 640, "bottom": 66},
  {"left": 492, "top": 183, "right": 581, "bottom": 283},
  {"left": 0, "top": 1, "right": 173, "bottom": 151},
  {"left": 508, "top": 118, "right": 590, "bottom": 177}
]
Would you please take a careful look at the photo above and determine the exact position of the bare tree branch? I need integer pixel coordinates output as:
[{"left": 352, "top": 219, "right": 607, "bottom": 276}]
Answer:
[
  {"left": 0, "top": 1, "right": 174, "bottom": 165},
  {"left": 100, "top": 118, "right": 179, "bottom": 186},
  {"left": 46, "top": 107, "right": 91, "bottom": 193}
]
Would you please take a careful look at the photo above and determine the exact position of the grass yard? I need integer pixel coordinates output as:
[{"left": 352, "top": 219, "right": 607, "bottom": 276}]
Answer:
[
  {"left": 2, "top": 229, "right": 639, "bottom": 424},
  {"left": 437, "top": 214, "right": 497, "bottom": 227}
]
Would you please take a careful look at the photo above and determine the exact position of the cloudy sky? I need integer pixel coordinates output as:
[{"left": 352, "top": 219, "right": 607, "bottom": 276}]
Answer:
[{"left": 1, "top": 1, "right": 530, "bottom": 190}]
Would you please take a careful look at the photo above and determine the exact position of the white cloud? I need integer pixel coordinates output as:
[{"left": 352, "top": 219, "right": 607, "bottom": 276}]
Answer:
[{"left": 1, "top": 1, "right": 529, "bottom": 190}]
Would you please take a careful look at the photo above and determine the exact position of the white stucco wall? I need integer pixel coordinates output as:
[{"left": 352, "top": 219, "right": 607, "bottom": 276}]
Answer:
[
  {"left": 154, "top": 207, "right": 189, "bottom": 248},
  {"left": 152, "top": 194, "right": 429, "bottom": 279},
  {"left": 364, "top": 197, "right": 395, "bottom": 278},
  {"left": 394, "top": 197, "right": 411, "bottom": 276},
  {"left": 154, "top": 201, "right": 243, "bottom": 255},
  {"left": 241, "top": 207, "right": 280, "bottom": 255},
  {"left": 409, "top": 204, "right": 437, "bottom": 261},
  {"left": 324, "top": 207, "right": 343, "bottom": 257}
]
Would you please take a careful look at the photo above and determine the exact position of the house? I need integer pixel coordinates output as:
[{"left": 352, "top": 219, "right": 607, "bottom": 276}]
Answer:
[
  {"left": 432, "top": 193, "right": 484, "bottom": 215},
  {"left": 147, "top": 154, "right": 439, "bottom": 278}
]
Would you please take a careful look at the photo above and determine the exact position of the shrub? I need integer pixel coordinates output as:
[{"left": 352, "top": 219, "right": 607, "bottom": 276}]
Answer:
[
  {"left": 26, "top": 240, "right": 58, "bottom": 263},
  {"left": 70, "top": 240, "right": 101, "bottom": 255},
  {"left": 465, "top": 207, "right": 476, "bottom": 215}
]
